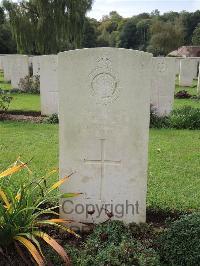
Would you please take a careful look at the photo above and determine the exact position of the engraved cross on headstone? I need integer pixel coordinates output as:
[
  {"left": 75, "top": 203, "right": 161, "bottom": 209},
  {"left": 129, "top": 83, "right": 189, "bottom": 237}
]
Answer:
[{"left": 84, "top": 139, "right": 121, "bottom": 200}]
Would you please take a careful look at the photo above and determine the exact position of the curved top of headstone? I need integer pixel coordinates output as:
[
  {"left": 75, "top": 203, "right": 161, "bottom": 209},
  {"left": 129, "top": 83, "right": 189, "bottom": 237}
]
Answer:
[
  {"left": 59, "top": 47, "right": 152, "bottom": 57},
  {"left": 58, "top": 47, "right": 153, "bottom": 106}
]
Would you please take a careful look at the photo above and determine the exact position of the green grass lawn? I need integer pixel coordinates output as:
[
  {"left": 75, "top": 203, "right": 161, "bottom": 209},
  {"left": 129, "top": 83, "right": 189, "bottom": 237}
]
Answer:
[
  {"left": 9, "top": 93, "right": 41, "bottom": 112},
  {"left": 0, "top": 122, "right": 58, "bottom": 193},
  {"left": 175, "top": 78, "right": 198, "bottom": 95},
  {"left": 0, "top": 70, "right": 41, "bottom": 112},
  {"left": 0, "top": 121, "right": 199, "bottom": 212},
  {"left": 174, "top": 98, "right": 200, "bottom": 109},
  {"left": 0, "top": 71, "right": 11, "bottom": 90},
  {"left": 174, "top": 78, "right": 200, "bottom": 109}
]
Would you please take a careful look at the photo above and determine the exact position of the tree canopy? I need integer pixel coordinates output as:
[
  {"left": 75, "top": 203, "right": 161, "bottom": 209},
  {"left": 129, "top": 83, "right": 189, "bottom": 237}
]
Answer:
[
  {"left": 3, "top": 0, "right": 93, "bottom": 54},
  {"left": 1, "top": 5, "right": 200, "bottom": 56},
  {"left": 192, "top": 23, "right": 200, "bottom": 45}
]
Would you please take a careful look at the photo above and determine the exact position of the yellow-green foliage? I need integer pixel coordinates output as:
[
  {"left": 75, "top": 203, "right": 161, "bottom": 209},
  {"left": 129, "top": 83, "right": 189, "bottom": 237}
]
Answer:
[{"left": 0, "top": 159, "right": 80, "bottom": 265}]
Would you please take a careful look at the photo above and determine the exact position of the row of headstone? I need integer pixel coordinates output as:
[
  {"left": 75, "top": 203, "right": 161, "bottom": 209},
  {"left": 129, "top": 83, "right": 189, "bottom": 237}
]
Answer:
[
  {"left": 41, "top": 55, "right": 200, "bottom": 117},
  {"left": 58, "top": 48, "right": 199, "bottom": 227},
  {"left": 1, "top": 51, "right": 199, "bottom": 118},
  {"left": 57, "top": 49, "right": 199, "bottom": 227},
  {"left": 2, "top": 49, "right": 153, "bottom": 225},
  {"left": 37, "top": 54, "right": 177, "bottom": 117},
  {"left": 0, "top": 48, "right": 198, "bottom": 226},
  {"left": 1, "top": 54, "right": 58, "bottom": 115},
  {"left": 1, "top": 54, "right": 30, "bottom": 86}
]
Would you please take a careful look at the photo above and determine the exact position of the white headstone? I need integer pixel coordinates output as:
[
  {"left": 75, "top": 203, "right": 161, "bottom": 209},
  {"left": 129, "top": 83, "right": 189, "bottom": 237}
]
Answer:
[
  {"left": 190, "top": 57, "right": 200, "bottom": 78},
  {"left": 32, "top": 56, "right": 41, "bottom": 76},
  {"left": 11, "top": 55, "right": 29, "bottom": 89},
  {"left": 59, "top": 48, "right": 152, "bottom": 227},
  {"left": 40, "top": 55, "right": 58, "bottom": 115},
  {"left": 175, "top": 57, "right": 184, "bottom": 75},
  {"left": 179, "top": 58, "right": 198, "bottom": 87},
  {"left": 2, "top": 55, "right": 15, "bottom": 82},
  {"left": 151, "top": 57, "right": 176, "bottom": 116}
]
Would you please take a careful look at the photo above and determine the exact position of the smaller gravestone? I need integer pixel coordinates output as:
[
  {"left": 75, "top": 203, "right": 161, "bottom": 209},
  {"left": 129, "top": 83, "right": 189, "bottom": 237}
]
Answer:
[
  {"left": 40, "top": 55, "right": 58, "bottom": 115},
  {"left": 175, "top": 57, "right": 184, "bottom": 75},
  {"left": 179, "top": 58, "right": 198, "bottom": 86},
  {"left": 59, "top": 48, "right": 152, "bottom": 227},
  {"left": 11, "top": 55, "right": 29, "bottom": 89},
  {"left": 191, "top": 57, "right": 200, "bottom": 78},
  {"left": 151, "top": 57, "right": 176, "bottom": 116},
  {"left": 33, "top": 56, "right": 41, "bottom": 76},
  {"left": 2, "top": 55, "right": 15, "bottom": 82}
]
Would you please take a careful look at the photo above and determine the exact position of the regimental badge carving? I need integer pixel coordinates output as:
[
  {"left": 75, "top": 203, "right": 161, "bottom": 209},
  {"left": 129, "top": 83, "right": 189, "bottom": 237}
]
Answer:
[
  {"left": 157, "top": 60, "right": 166, "bottom": 73},
  {"left": 89, "top": 56, "right": 120, "bottom": 105}
]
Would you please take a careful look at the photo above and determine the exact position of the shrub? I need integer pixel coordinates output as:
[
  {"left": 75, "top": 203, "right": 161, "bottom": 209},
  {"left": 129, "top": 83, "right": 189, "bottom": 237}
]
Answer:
[
  {"left": 0, "top": 93, "right": 13, "bottom": 112},
  {"left": 18, "top": 75, "right": 40, "bottom": 94},
  {"left": 10, "top": 88, "right": 21, "bottom": 94},
  {"left": 46, "top": 113, "right": 59, "bottom": 124},
  {"left": 150, "top": 105, "right": 169, "bottom": 128},
  {"left": 0, "top": 159, "right": 80, "bottom": 265},
  {"left": 170, "top": 106, "right": 200, "bottom": 129},
  {"left": 158, "top": 212, "right": 200, "bottom": 265},
  {"left": 175, "top": 90, "right": 192, "bottom": 99},
  {"left": 65, "top": 221, "right": 160, "bottom": 266},
  {"left": 150, "top": 106, "right": 200, "bottom": 130},
  {"left": 191, "top": 94, "right": 200, "bottom": 101}
]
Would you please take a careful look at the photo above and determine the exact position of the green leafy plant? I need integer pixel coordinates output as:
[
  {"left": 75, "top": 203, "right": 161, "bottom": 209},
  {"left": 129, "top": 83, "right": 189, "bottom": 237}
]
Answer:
[
  {"left": 158, "top": 212, "right": 200, "bottom": 266},
  {"left": 65, "top": 221, "right": 160, "bottom": 266},
  {"left": 150, "top": 105, "right": 169, "bottom": 128},
  {"left": 18, "top": 75, "right": 40, "bottom": 94},
  {"left": 170, "top": 106, "right": 200, "bottom": 129},
  {"left": 0, "top": 93, "right": 13, "bottom": 112},
  {"left": 150, "top": 106, "right": 200, "bottom": 130},
  {"left": 191, "top": 94, "right": 200, "bottom": 101},
  {"left": 0, "top": 159, "right": 81, "bottom": 265},
  {"left": 46, "top": 113, "right": 59, "bottom": 124}
]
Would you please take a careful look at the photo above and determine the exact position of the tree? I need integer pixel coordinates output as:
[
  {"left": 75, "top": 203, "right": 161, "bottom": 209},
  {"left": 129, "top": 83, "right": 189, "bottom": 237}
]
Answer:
[
  {"left": 162, "top": 11, "right": 179, "bottom": 23},
  {"left": 192, "top": 23, "right": 200, "bottom": 45},
  {"left": 118, "top": 19, "right": 139, "bottom": 49},
  {"left": 151, "top": 9, "right": 160, "bottom": 17},
  {"left": 96, "top": 11, "right": 123, "bottom": 48},
  {"left": 136, "top": 19, "right": 151, "bottom": 50},
  {"left": 96, "top": 29, "right": 110, "bottom": 47},
  {"left": 0, "top": 23, "right": 17, "bottom": 53},
  {"left": 3, "top": 0, "right": 93, "bottom": 54},
  {"left": 0, "top": 6, "right": 5, "bottom": 24},
  {"left": 82, "top": 18, "right": 98, "bottom": 48},
  {"left": 0, "top": 6, "right": 16, "bottom": 53},
  {"left": 136, "top": 12, "right": 150, "bottom": 20},
  {"left": 147, "top": 19, "right": 184, "bottom": 55},
  {"left": 180, "top": 10, "right": 200, "bottom": 44}
]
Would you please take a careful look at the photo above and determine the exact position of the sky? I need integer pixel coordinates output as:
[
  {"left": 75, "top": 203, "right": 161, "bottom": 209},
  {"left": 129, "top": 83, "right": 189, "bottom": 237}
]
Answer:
[{"left": 88, "top": 0, "right": 200, "bottom": 20}]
